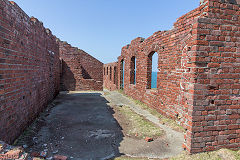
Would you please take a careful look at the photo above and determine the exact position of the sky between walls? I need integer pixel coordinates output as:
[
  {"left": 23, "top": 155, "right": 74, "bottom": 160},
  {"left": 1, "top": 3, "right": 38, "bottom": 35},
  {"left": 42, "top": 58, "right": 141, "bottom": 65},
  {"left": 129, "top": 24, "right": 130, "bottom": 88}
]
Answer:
[{"left": 13, "top": 0, "right": 199, "bottom": 64}]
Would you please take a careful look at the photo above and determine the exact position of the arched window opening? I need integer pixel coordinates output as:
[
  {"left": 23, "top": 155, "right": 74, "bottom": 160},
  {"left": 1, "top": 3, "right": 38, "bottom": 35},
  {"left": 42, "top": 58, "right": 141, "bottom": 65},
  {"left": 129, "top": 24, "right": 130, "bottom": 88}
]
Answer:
[
  {"left": 104, "top": 67, "right": 105, "bottom": 75},
  {"left": 130, "top": 56, "right": 136, "bottom": 84},
  {"left": 120, "top": 60, "right": 125, "bottom": 89},
  {"left": 107, "top": 67, "right": 108, "bottom": 75},
  {"left": 110, "top": 67, "right": 112, "bottom": 81},
  {"left": 147, "top": 52, "right": 158, "bottom": 89},
  {"left": 114, "top": 66, "right": 117, "bottom": 84}
]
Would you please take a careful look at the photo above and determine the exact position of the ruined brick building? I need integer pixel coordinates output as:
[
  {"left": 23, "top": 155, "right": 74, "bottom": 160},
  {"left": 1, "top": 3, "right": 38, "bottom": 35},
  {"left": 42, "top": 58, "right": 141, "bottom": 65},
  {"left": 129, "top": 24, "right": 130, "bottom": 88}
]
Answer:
[
  {"left": 0, "top": 0, "right": 239, "bottom": 155},
  {"left": 104, "top": 0, "right": 240, "bottom": 154},
  {"left": 59, "top": 40, "right": 103, "bottom": 91},
  {"left": 0, "top": 0, "right": 103, "bottom": 144}
]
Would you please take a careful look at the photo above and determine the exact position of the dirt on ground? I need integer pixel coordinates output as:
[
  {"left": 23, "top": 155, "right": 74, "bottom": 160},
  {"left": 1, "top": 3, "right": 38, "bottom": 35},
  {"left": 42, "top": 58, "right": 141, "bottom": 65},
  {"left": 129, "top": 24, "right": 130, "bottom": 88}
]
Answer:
[
  {"left": 103, "top": 90, "right": 184, "bottom": 159},
  {"left": 110, "top": 104, "right": 165, "bottom": 140},
  {"left": 12, "top": 90, "right": 240, "bottom": 160},
  {"left": 111, "top": 105, "right": 134, "bottom": 139},
  {"left": 13, "top": 90, "right": 185, "bottom": 160}
]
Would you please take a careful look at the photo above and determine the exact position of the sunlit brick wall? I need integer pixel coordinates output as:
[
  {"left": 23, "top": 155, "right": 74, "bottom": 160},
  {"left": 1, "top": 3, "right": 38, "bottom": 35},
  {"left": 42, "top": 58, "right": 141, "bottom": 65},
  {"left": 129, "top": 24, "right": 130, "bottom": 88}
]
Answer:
[
  {"left": 104, "top": 0, "right": 240, "bottom": 153},
  {"left": 103, "top": 62, "right": 118, "bottom": 91},
  {"left": 0, "top": 0, "right": 60, "bottom": 143},
  {"left": 59, "top": 41, "right": 103, "bottom": 91}
]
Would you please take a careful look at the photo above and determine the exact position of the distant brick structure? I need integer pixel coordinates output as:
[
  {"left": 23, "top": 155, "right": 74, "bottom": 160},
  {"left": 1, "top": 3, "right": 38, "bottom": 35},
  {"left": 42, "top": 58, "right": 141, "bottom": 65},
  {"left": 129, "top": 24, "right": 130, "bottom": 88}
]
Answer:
[
  {"left": 103, "top": 62, "right": 118, "bottom": 91},
  {"left": 0, "top": 0, "right": 60, "bottom": 143},
  {"left": 104, "top": 0, "right": 240, "bottom": 153},
  {"left": 58, "top": 41, "right": 103, "bottom": 91}
]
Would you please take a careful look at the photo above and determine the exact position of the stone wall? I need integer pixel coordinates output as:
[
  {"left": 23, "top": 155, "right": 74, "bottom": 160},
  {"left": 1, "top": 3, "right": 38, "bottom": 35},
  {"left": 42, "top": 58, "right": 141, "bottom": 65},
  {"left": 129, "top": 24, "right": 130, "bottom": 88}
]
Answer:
[
  {"left": 0, "top": 0, "right": 60, "bottom": 143},
  {"left": 103, "top": 0, "right": 240, "bottom": 153},
  {"left": 59, "top": 41, "right": 103, "bottom": 91}
]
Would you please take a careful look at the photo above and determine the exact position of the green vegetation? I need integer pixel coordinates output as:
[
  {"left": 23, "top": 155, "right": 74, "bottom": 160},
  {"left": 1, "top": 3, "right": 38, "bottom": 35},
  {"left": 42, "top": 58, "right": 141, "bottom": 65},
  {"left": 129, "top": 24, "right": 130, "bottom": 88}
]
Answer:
[
  {"left": 117, "top": 90, "right": 185, "bottom": 133},
  {"left": 170, "top": 149, "right": 240, "bottom": 160},
  {"left": 13, "top": 120, "right": 37, "bottom": 145},
  {"left": 118, "top": 89, "right": 125, "bottom": 94},
  {"left": 132, "top": 98, "right": 185, "bottom": 133},
  {"left": 103, "top": 91, "right": 110, "bottom": 96},
  {"left": 113, "top": 157, "right": 154, "bottom": 160},
  {"left": 113, "top": 149, "right": 240, "bottom": 160},
  {"left": 117, "top": 105, "right": 165, "bottom": 139}
]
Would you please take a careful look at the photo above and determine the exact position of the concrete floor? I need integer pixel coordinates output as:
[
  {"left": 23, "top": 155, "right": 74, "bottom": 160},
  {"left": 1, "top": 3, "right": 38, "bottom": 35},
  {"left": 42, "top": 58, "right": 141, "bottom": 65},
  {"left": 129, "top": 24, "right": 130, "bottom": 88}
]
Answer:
[
  {"left": 15, "top": 91, "right": 184, "bottom": 160},
  {"left": 105, "top": 90, "right": 184, "bottom": 159}
]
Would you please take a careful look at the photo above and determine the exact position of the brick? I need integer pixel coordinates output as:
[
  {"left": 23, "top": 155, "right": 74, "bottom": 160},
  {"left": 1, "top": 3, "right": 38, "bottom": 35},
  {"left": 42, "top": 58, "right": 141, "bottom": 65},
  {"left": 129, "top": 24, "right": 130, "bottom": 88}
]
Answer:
[
  {"left": 210, "top": 41, "right": 224, "bottom": 47},
  {"left": 6, "top": 148, "right": 22, "bottom": 159},
  {"left": 59, "top": 41, "right": 103, "bottom": 91},
  {"left": 0, "top": 0, "right": 61, "bottom": 144},
  {"left": 0, "top": 0, "right": 239, "bottom": 155},
  {"left": 54, "top": 155, "right": 68, "bottom": 160},
  {"left": 208, "top": 63, "right": 220, "bottom": 68},
  {"left": 30, "top": 152, "right": 40, "bottom": 157},
  {"left": 0, "top": 0, "right": 103, "bottom": 144},
  {"left": 104, "top": 0, "right": 240, "bottom": 154},
  {"left": 145, "top": 137, "right": 154, "bottom": 142}
]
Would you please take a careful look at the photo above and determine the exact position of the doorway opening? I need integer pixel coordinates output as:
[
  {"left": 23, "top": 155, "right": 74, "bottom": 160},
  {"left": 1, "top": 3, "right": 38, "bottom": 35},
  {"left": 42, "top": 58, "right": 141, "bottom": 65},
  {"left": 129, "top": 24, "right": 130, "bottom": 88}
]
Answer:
[
  {"left": 120, "top": 60, "right": 125, "bottom": 89},
  {"left": 147, "top": 52, "right": 158, "bottom": 89}
]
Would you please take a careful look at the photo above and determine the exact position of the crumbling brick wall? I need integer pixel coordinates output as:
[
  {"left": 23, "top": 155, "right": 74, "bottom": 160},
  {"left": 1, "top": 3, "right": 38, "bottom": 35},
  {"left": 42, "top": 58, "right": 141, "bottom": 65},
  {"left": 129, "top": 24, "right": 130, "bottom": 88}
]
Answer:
[
  {"left": 103, "top": 62, "right": 118, "bottom": 91},
  {"left": 59, "top": 41, "right": 103, "bottom": 91},
  {"left": 104, "top": 0, "right": 240, "bottom": 153},
  {"left": 0, "top": 0, "right": 60, "bottom": 143},
  {"left": 189, "top": 0, "right": 240, "bottom": 153}
]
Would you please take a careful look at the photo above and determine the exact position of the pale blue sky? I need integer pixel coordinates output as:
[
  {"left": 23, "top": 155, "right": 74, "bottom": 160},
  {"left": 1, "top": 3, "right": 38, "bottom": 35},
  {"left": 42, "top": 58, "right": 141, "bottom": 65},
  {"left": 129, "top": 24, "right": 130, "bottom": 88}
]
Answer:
[{"left": 13, "top": 0, "right": 199, "bottom": 64}]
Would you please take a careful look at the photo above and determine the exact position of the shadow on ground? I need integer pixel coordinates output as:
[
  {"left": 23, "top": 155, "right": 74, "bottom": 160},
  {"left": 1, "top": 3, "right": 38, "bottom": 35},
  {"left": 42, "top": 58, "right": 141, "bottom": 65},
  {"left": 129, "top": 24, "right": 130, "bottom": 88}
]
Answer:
[
  {"left": 15, "top": 91, "right": 185, "bottom": 160},
  {"left": 15, "top": 92, "right": 124, "bottom": 160}
]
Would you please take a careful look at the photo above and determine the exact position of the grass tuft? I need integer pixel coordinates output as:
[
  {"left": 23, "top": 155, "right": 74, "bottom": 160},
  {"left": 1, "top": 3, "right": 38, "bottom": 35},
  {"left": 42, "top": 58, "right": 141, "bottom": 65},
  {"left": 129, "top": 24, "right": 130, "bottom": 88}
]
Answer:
[
  {"left": 113, "top": 149, "right": 240, "bottom": 160},
  {"left": 170, "top": 149, "right": 240, "bottom": 160},
  {"left": 117, "top": 105, "right": 164, "bottom": 139},
  {"left": 113, "top": 157, "right": 155, "bottom": 160},
  {"left": 103, "top": 91, "right": 110, "bottom": 96},
  {"left": 119, "top": 91, "right": 185, "bottom": 133}
]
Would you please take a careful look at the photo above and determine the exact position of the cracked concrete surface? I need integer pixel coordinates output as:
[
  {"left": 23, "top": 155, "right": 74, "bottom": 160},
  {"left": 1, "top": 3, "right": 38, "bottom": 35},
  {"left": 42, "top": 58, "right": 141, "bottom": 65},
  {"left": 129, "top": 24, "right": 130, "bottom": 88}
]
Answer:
[
  {"left": 104, "top": 90, "right": 184, "bottom": 159},
  {"left": 15, "top": 90, "right": 184, "bottom": 160}
]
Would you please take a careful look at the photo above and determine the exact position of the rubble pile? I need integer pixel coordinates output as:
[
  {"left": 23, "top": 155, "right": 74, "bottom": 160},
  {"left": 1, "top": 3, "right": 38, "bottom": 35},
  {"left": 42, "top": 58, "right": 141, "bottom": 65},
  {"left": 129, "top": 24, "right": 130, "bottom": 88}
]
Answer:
[{"left": 0, "top": 141, "right": 68, "bottom": 160}]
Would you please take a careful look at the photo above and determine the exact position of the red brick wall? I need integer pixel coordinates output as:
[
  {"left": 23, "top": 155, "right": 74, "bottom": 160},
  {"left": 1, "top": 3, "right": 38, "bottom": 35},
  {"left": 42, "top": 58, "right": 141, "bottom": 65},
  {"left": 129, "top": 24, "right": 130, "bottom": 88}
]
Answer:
[
  {"left": 115, "top": 6, "right": 207, "bottom": 153},
  {"left": 0, "top": 0, "right": 60, "bottom": 143},
  {"left": 104, "top": 0, "right": 240, "bottom": 153},
  {"left": 103, "top": 62, "right": 118, "bottom": 91},
  {"left": 189, "top": 0, "right": 240, "bottom": 153},
  {"left": 59, "top": 41, "right": 103, "bottom": 91}
]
